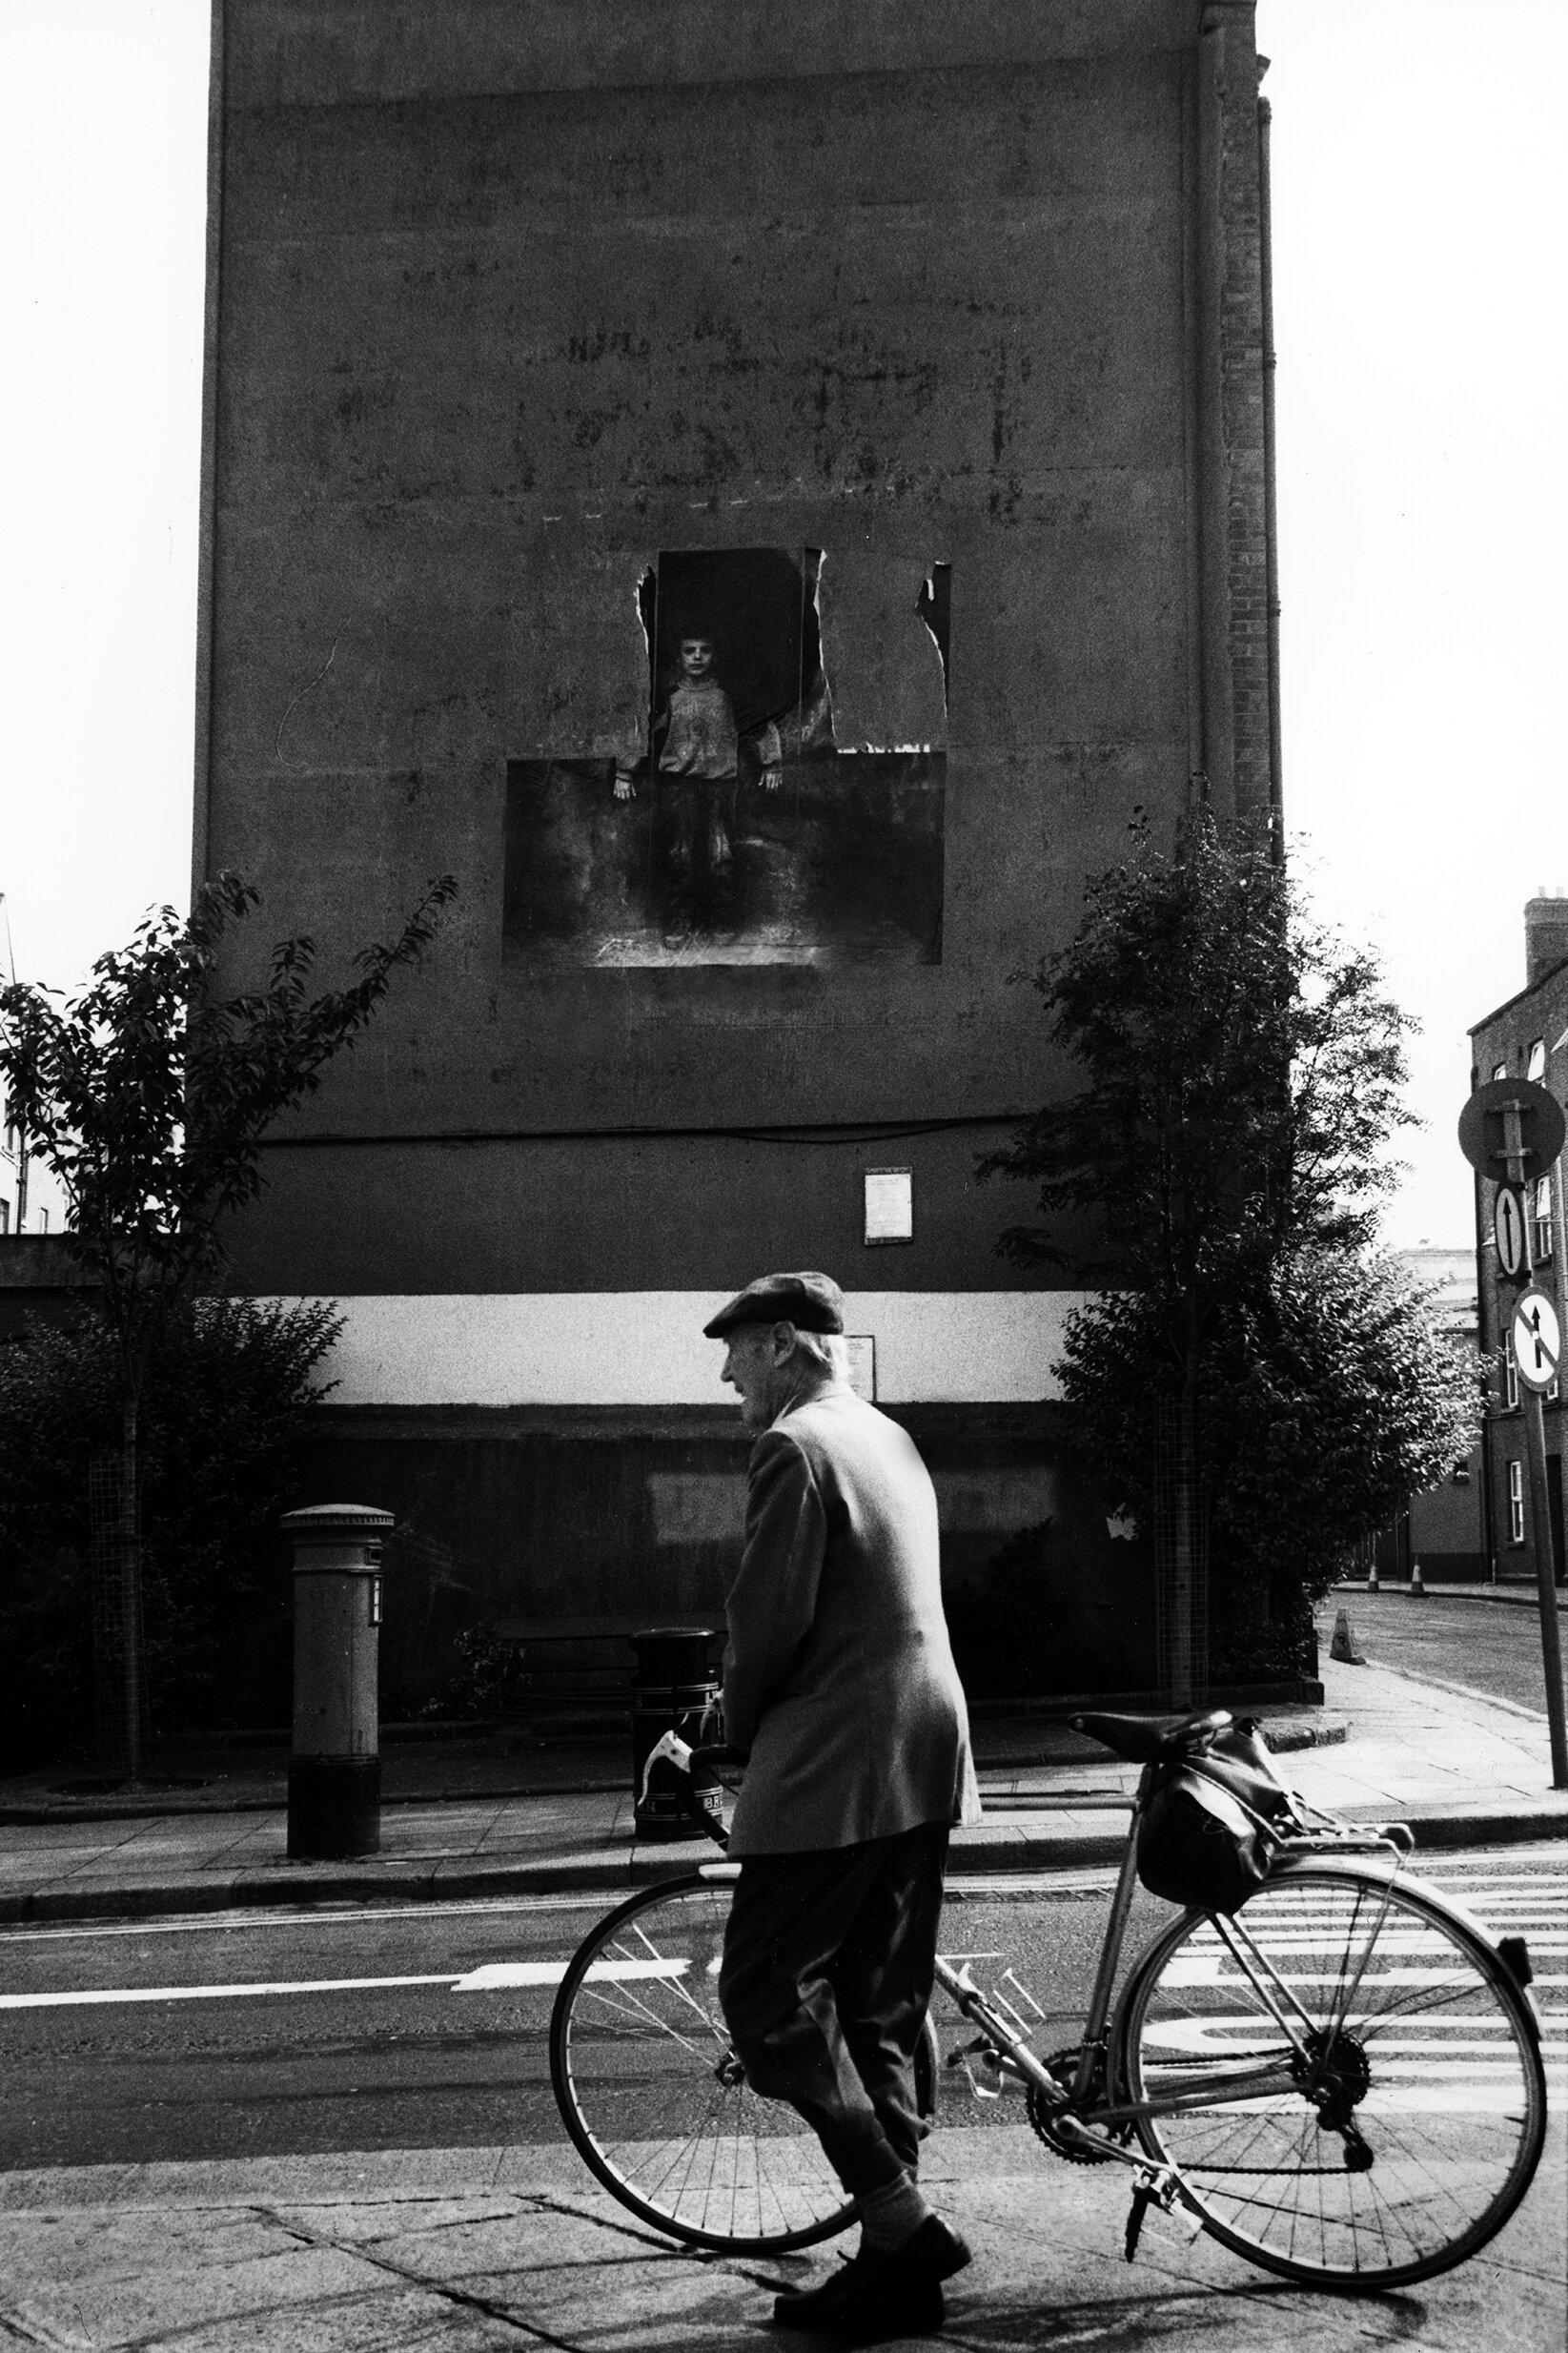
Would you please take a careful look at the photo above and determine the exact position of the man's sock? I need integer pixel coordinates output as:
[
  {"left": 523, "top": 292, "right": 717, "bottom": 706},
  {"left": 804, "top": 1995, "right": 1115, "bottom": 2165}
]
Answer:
[{"left": 857, "top": 2172, "right": 933, "bottom": 2255}]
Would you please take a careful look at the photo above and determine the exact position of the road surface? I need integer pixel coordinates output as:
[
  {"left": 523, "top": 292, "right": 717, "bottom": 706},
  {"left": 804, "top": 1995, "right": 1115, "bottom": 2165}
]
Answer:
[
  {"left": 0, "top": 1851, "right": 1562, "bottom": 2349},
  {"left": 1324, "top": 1589, "right": 1565, "bottom": 1717}
]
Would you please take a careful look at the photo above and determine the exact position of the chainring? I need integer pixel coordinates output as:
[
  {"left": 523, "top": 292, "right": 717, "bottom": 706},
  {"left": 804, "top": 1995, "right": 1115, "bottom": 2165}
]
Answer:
[{"left": 1026, "top": 2051, "right": 1134, "bottom": 2165}]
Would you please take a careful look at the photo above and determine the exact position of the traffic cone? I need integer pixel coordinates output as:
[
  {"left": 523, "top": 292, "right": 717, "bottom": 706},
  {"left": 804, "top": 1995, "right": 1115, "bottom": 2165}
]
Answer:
[
  {"left": 1409, "top": 1560, "right": 1426, "bottom": 1596},
  {"left": 1329, "top": 1607, "right": 1366, "bottom": 1665}
]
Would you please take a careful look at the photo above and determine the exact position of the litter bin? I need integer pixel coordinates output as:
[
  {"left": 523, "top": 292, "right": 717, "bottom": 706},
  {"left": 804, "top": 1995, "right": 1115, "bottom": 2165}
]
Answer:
[
  {"left": 283, "top": 1503, "right": 393, "bottom": 1858},
  {"left": 630, "top": 1626, "right": 723, "bottom": 1841}
]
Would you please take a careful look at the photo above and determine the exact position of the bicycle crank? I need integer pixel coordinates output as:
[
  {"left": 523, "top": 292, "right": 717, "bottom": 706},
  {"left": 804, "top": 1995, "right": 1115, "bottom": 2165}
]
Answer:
[{"left": 1027, "top": 2052, "right": 1133, "bottom": 2165}]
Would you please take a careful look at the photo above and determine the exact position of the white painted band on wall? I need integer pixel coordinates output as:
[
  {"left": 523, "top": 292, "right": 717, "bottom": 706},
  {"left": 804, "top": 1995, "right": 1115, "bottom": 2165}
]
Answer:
[{"left": 281, "top": 1292, "right": 1090, "bottom": 1407}]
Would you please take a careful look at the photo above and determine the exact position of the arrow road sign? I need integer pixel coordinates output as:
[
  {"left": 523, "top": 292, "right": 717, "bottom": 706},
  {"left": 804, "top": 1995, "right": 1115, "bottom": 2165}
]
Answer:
[
  {"left": 1512, "top": 1291, "right": 1561, "bottom": 1395},
  {"left": 1457, "top": 1077, "right": 1566, "bottom": 1180},
  {"left": 1495, "top": 1186, "right": 1527, "bottom": 1279}
]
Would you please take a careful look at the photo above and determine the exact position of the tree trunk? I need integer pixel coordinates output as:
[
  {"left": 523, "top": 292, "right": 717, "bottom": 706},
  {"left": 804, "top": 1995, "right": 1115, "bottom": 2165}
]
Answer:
[
  {"left": 88, "top": 1401, "right": 149, "bottom": 1779},
  {"left": 1154, "top": 1339, "right": 1209, "bottom": 1709}
]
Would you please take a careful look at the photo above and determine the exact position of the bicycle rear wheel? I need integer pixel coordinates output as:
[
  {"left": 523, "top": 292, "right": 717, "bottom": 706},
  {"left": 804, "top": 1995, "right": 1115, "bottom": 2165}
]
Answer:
[
  {"left": 1116, "top": 1859, "right": 1548, "bottom": 2290},
  {"left": 550, "top": 1872, "right": 858, "bottom": 2253}
]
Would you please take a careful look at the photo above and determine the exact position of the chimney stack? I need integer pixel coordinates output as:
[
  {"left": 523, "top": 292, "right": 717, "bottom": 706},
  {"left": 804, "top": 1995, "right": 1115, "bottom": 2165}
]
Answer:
[{"left": 1525, "top": 892, "right": 1568, "bottom": 987}]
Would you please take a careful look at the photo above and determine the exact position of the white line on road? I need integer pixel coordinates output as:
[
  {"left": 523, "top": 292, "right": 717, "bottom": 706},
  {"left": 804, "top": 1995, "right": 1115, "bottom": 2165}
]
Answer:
[
  {"left": 0, "top": 1973, "right": 459, "bottom": 2010},
  {"left": 0, "top": 1956, "right": 690, "bottom": 2011}
]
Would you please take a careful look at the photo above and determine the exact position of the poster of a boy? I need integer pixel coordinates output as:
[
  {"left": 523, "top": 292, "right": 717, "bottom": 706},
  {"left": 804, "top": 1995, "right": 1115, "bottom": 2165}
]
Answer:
[{"left": 615, "top": 629, "right": 778, "bottom": 930}]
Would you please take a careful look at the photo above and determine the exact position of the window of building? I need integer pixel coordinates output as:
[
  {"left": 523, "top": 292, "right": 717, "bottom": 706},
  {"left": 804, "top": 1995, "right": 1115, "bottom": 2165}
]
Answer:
[
  {"left": 1493, "top": 1061, "right": 1509, "bottom": 1080},
  {"left": 1536, "top": 1176, "right": 1555, "bottom": 1262},
  {"left": 1504, "top": 1331, "right": 1519, "bottom": 1409},
  {"left": 1526, "top": 1038, "right": 1546, "bottom": 1080},
  {"left": 0, "top": 1199, "right": 8, "bottom": 1235},
  {"left": 1508, "top": 1460, "right": 1524, "bottom": 1544},
  {"left": 36, "top": 1206, "right": 49, "bottom": 1235}
]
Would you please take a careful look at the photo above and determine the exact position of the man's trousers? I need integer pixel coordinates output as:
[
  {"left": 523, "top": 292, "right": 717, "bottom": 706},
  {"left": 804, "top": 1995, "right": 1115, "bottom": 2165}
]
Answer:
[{"left": 717, "top": 1820, "right": 949, "bottom": 2199}]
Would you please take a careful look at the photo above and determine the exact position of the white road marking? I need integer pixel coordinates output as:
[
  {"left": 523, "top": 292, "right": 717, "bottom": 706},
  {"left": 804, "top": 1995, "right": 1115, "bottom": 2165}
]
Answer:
[
  {"left": 0, "top": 1973, "right": 459, "bottom": 2010},
  {"left": 0, "top": 1955, "right": 690, "bottom": 2011},
  {"left": 453, "top": 1959, "right": 686, "bottom": 1992}
]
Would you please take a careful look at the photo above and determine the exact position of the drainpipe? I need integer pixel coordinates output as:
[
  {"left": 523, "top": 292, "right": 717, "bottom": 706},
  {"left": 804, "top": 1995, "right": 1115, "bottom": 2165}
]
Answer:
[{"left": 1257, "top": 89, "right": 1284, "bottom": 857}]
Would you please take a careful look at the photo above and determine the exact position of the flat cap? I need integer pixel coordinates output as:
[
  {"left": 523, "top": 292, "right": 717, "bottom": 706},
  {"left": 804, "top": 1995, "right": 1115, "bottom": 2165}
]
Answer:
[{"left": 703, "top": 1271, "right": 845, "bottom": 1340}]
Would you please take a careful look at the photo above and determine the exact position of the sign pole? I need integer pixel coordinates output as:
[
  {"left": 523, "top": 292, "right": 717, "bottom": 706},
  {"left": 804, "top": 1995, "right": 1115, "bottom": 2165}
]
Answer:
[
  {"left": 1504, "top": 1102, "right": 1568, "bottom": 1790},
  {"left": 1520, "top": 1388, "right": 1566, "bottom": 1787}
]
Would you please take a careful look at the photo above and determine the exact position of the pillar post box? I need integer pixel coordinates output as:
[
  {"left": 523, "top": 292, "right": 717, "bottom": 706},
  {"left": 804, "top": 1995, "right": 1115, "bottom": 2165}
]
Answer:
[{"left": 283, "top": 1503, "right": 393, "bottom": 1858}]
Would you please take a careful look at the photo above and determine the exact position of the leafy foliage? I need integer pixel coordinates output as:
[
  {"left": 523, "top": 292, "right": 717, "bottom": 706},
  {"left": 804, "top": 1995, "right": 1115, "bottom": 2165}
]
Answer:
[
  {"left": 0, "top": 1298, "right": 342, "bottom": 1761},
  {"left": 985, "top": 812, "right": 1415, "bottom": 1331},
  {"left": 1055, "top": 1257, "right": 1478, "bottom": 1617},
  {"left": 0, "top": 870, "right": 455, "bottom": 1766},
  {"left": 987, "top": 815, "right": 1479, "bottom": 1662},
  {"left": 0, "top": 870, "right": 458, "bottom": 1400}
]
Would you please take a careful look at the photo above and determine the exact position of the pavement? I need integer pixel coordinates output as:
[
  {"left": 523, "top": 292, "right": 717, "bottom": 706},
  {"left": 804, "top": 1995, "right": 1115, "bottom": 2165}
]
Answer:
[
  {"left": 3, "top": 2130, "right": 1561, "bottom": 2353},
  {"left": 0, "top": 1648, "right": 1561, "bottom": 1926}
]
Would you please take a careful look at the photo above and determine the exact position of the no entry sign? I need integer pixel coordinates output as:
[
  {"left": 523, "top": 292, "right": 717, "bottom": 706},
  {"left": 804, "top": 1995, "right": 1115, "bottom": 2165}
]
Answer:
[{"left": 1512, "top": 1291, "right": 1561, "bottom": 1395}]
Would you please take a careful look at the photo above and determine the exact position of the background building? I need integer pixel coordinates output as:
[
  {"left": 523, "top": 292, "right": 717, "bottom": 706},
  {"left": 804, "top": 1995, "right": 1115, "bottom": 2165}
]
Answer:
[
  {"left": 196, "top": 0, "right": 1284, "bottom": 1707},
  {"left": 1470, "top": 895, "right": 1568, "bottom": 1588}
]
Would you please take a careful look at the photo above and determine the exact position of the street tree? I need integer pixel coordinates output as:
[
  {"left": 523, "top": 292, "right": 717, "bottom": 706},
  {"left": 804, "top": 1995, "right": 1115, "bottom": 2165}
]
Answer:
[
  {"left": 0, "top": 870, "right": 457, "bottom": 1774},
  {"left": 984, "top": 813, "right": 1477, "bottom": 1697}
]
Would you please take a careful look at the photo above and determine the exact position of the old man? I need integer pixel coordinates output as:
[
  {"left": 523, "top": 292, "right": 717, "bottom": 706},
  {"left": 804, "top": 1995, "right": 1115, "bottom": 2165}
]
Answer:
[{"left": 706, "top": 1271, "right": 981, "bottom": 2343}]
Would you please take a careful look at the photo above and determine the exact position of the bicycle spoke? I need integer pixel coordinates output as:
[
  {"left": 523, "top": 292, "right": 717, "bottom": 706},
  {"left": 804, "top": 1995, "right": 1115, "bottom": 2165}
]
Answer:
[
  {"left": 627, "top": 1916, "right": 730, "bottom": 2036},
  {"left": 552, "top": 1881, "right": 855, "bottom": 2253},
  {"left": 1121, "top": 1864, "right": 1546, "bottom": 2289}
]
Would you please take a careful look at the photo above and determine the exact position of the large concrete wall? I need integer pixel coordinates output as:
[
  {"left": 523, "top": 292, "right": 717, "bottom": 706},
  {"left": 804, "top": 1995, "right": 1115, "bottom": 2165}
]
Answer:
[{"left": 197, "top": 1, "right": 1278, "bottom": 1692}]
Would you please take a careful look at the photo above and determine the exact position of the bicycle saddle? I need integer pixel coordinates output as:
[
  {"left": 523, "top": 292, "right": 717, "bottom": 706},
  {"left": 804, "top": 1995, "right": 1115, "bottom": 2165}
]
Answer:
[{"left": 1069, "top": 1708, "right": 1232, "bottom": 1763}]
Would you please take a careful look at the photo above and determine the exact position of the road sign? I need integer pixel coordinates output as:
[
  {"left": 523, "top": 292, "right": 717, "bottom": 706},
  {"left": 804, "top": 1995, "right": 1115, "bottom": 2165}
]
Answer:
[
  {"left": 1512, "top": 1290, "right": 1561, "bottom": 1395},
  {"left": 1457, "top": 1077, "right": 1566, "bottom": 1181},
  {"left": 1494, "top": 1185, "right": 1527, "bottom": 1279}
]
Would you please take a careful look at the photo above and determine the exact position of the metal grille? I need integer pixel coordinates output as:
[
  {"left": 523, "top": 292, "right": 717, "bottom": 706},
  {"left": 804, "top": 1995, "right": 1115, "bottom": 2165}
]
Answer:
[
  {"left": 1151, "top": 1392, "right": 1209, "bottom": 1708},
  {"left": 88, "top": 1448, "right": 149, "bottom": 1770}
]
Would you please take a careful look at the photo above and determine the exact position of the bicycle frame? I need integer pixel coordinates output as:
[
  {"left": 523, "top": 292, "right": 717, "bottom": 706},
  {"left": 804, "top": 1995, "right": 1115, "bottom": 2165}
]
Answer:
[{"left": 930, "top": 1760, "right": 1420, "bottom": 2178}]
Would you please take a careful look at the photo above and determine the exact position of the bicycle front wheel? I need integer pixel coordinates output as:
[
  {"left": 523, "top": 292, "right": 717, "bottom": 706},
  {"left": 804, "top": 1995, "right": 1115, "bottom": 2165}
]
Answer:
[
  {"left": 1117, "top": 1859, "right": 1547, "bottom": 2290},
  {"left": 550, "top": 1872, "right": 858, "bottom": 2253}
]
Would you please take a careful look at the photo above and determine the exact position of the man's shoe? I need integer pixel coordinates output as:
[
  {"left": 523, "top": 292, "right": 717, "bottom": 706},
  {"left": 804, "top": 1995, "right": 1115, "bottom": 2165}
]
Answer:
[
  {"left": 773, "top": 2218, "right": 969, "bottom": 2340},
  {"left": 883, "top": 2216, "right": 971, "bottom": 2285},
  {"left": 822, "top": 2273, "right": 944, "bottom": 2343},
  {"left": 773, "top": 2261, "right": 855, "bottom": 2330}
]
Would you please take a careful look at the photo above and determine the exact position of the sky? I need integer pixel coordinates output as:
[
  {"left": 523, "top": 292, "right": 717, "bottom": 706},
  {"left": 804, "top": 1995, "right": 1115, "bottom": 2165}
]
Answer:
[{"left": 1, "top": 0, "right": 1564, "bottom": 1249}]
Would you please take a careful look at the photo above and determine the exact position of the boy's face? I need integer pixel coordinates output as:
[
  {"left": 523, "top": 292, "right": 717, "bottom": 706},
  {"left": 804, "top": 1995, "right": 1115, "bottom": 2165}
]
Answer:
[{"left": 680, "top": 636, "right": 715, "bottom": 682}]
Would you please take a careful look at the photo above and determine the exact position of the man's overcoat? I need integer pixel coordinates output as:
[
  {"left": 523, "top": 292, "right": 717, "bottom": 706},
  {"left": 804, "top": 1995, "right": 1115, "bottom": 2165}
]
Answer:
[{"left": 722, "top": 1384, "right": 982, "bottom": 1855}]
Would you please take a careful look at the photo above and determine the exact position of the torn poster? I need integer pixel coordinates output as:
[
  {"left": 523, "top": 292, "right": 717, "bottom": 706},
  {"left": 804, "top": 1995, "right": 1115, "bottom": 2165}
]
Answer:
[{"left": 502, "top": 546, "right": 947, "bottom": 968}]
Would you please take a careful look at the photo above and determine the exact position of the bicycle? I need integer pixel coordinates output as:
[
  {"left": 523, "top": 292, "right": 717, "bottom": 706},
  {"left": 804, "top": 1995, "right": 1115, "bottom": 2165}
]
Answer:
[{"left": 549, "top": 1706, "right": 1548, "bottom": 2291}]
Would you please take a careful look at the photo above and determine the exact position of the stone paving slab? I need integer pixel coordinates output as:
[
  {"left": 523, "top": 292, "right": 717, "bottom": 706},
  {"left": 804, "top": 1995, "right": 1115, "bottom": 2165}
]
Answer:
[{"left": 0, "top": 2133, "right": 1560, "bottom": 2352}]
